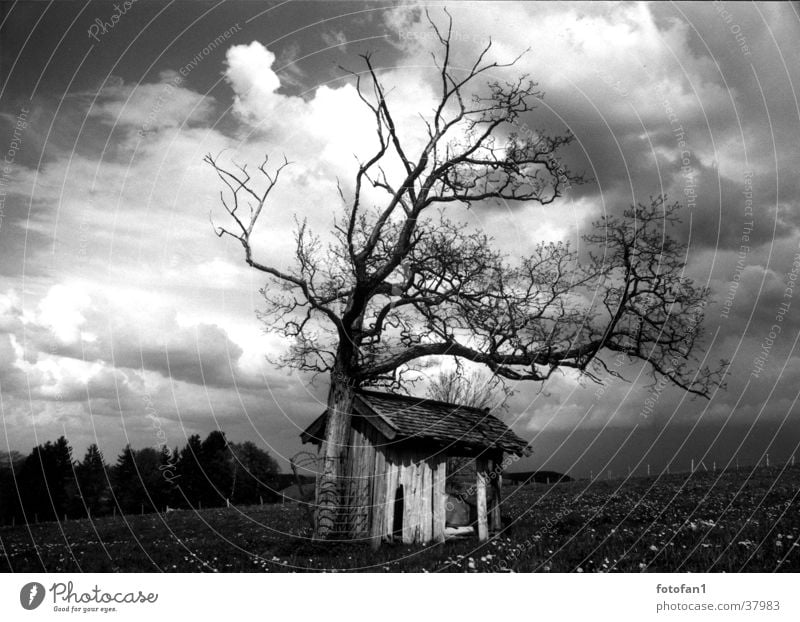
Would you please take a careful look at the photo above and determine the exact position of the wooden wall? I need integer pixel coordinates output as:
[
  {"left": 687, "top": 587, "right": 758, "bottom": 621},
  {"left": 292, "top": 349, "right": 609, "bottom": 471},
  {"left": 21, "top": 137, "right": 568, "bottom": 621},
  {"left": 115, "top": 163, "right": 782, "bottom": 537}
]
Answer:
[
  {"left": 340, "top": 420, "right": 502, "bottom": 545},
  {"left": 377, "top": 446, "right": 447, "bottom": 545},
  {"left": 340, "top": 419, "right": 449, "bottom": 545}
]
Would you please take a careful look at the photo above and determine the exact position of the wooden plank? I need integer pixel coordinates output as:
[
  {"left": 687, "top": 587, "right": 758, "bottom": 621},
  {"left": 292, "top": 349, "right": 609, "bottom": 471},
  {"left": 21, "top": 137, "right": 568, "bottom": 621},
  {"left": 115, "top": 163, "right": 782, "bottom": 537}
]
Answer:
[
  {"left": 357, "top": 423, "right": 376, "bottom": 539},
  {"left": 490, "top": 453, "right": 503, "bottom": 533},
  {"left": 370, "top": 445, "right": 387, "bottom": 549},
  {"left": 411, "top": 455, "right": 420, "bottom": 544},
  {"left": 350, "top": 424, "right": 367, "bottom": 537},
  {"left": 475, "top": 456, "right": 489, "bottom": 542},
  {"left": 402, "top": 450, "right": 421, "bottom": 544},
  {"left": 421, "top": 458, "right": 433, "bottom": 543},
  {"left": 338, "top": 426, "right": 354, "bottom": 535},
  {"left": 401, "top": 455, "right": 414, "bottom": 544},
  {"left": 384, "top": 450, "right": 399, "bottom": 540},
  {"left": 432, "top": 456, "right": 446, "bottom": 543},
  {"left": 414, "top": 452, "right": 424, "bottom": 543},
  {"left": 346, "top": 425, "right": 360, "bottom": 537}
]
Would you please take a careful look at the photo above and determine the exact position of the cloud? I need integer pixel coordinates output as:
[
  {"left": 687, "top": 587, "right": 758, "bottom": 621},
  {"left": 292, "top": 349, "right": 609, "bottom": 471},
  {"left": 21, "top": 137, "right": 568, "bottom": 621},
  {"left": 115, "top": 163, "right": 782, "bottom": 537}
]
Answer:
[
  {"left": 3, "top": 2, "right": 800, "bottom": 478},
  {"left": 87, "top": 71, "right": 217, "bottom": 134},
  {"left": 321, "top": 30, "right": 349, "bottom": 51}
]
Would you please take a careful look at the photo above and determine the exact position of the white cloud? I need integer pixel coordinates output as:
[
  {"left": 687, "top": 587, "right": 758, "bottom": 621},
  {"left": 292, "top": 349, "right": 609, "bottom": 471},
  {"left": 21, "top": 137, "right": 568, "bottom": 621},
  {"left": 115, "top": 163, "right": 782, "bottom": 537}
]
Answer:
[
  {"left": 36, "top": 284, "right": 92, "bottom": 344},
  {"left": 88, "top": 71, "right": 216, "bottom": 133}
]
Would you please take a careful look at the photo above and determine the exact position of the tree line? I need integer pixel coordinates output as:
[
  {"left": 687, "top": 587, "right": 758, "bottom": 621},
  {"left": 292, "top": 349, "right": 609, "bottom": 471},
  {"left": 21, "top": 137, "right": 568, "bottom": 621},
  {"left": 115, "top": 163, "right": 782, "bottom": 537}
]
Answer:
[{"left": 0, "top": 431, "right": 281, "bottom": 525}]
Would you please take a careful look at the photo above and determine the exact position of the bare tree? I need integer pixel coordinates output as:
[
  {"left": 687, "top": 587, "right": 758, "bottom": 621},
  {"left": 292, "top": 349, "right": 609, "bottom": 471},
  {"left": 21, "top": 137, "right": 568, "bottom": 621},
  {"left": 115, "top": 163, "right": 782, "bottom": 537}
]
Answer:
[
  {"left": 426, "top": 367, "right": 509, "bottom": 412},
  {"left": 205, "top": 12, "right": 724, "bottom": 539}
]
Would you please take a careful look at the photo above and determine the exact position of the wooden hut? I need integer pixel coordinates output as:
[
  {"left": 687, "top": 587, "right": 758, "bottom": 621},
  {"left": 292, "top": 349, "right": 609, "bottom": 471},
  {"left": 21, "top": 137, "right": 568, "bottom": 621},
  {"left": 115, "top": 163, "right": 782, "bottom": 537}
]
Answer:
[{"left": 300, "top": 390, "right": 529, "bottom": 546}]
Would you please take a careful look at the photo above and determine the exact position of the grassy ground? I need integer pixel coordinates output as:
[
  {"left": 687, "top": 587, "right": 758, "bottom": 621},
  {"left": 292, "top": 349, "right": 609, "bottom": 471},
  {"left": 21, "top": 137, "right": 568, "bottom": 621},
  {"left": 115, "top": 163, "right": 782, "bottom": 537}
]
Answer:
[{"left": 1, "top": 465, "right": 798, "bottom": 572}]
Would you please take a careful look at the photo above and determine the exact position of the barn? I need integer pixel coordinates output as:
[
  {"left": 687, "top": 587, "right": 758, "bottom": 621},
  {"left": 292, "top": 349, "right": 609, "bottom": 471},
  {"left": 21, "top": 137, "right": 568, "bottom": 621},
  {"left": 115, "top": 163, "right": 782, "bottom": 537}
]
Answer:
[{"left": 299, "top": 390, "right": 529, "bottom": 546}]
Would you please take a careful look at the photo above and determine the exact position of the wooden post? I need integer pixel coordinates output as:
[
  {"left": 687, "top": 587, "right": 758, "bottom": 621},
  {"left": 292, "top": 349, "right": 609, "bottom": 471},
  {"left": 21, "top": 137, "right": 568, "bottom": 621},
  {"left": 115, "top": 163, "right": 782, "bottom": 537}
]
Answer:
[
  {"left": 475, "top": 456, "right": 489, "bottom": 542},
  {"left": 432, "top": 457, "right": 446, "bottom": 543},
  {"left": 490, "top": 455, "right": 502, "bottom": 533}
]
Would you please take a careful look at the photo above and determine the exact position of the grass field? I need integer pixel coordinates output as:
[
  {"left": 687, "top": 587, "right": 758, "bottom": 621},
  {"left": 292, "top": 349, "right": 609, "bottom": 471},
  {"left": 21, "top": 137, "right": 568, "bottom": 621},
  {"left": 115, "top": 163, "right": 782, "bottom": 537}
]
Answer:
[{"left": 2, "top": 465, "right": 798, "bottom": 572}]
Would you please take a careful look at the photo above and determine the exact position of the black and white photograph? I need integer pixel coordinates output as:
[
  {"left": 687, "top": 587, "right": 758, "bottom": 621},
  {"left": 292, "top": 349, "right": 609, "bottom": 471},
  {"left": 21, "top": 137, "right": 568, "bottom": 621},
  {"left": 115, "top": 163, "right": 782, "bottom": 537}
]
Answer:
[{"left": 0, "top": 0, "right": 799, "bottom": 617}]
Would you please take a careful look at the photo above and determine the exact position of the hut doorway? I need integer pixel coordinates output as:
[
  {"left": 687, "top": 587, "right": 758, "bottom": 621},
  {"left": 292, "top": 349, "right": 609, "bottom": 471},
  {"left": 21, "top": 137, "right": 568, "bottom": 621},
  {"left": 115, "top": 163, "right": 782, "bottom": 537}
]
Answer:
[{"left": 392, "top": 484, "right": 404, "bottom": 539}]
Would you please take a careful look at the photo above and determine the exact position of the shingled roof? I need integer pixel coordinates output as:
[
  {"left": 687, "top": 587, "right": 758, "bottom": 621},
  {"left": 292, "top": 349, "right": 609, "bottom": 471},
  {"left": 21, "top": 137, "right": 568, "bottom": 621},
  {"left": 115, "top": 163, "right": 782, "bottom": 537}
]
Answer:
[{"left": 300, "top": 390, "right": 530, "bottom": 456}]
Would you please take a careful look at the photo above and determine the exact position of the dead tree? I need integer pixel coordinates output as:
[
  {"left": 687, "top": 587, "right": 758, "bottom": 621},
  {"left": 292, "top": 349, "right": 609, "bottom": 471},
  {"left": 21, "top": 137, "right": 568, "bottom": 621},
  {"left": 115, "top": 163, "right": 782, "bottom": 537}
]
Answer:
[{"left": 205, "top": 12, "right": 724, "bottom": 539}]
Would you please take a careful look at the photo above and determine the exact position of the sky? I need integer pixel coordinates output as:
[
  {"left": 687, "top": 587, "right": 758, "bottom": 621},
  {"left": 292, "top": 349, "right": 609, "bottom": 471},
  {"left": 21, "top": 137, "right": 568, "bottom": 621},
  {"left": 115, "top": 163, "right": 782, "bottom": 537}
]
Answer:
[{"left": 0, "top": 1, "right": 799, "bottom": 478}]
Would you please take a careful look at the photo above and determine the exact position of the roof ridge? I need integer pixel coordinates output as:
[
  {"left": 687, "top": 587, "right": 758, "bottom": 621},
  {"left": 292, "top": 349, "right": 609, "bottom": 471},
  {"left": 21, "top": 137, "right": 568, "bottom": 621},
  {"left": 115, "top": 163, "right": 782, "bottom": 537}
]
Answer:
[{"left": 356, "top": 388, "right": 497, "bottom": 417}]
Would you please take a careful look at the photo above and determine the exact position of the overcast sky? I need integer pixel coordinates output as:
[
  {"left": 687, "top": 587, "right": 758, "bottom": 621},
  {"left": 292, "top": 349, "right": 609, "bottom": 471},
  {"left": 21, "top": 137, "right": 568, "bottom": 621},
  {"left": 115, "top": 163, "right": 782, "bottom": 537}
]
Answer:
[{"left": 1, "top": 1, "right": 799, "bottom": 478}]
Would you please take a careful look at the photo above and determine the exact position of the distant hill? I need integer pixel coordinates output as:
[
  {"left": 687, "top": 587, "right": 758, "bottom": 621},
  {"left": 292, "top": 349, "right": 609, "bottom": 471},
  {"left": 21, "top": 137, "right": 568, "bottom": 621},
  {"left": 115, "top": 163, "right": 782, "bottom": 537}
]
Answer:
[{"left": 504, "top": 470, "right": 572, "bottom": 485}]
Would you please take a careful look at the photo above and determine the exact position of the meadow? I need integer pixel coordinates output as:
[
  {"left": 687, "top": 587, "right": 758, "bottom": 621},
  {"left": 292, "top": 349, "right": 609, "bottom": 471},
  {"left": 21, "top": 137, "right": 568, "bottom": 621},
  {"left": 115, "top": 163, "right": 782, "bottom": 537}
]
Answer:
[{"left": 1, "top": 465, "right": 797, "bottom": 572}]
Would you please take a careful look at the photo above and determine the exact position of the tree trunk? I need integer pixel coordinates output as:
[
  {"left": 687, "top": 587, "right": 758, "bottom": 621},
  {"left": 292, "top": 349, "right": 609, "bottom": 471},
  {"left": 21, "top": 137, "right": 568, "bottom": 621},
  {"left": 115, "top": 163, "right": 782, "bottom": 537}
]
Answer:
[{"left": 314, "top": 372, "right": 357, "bottom": 539}]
